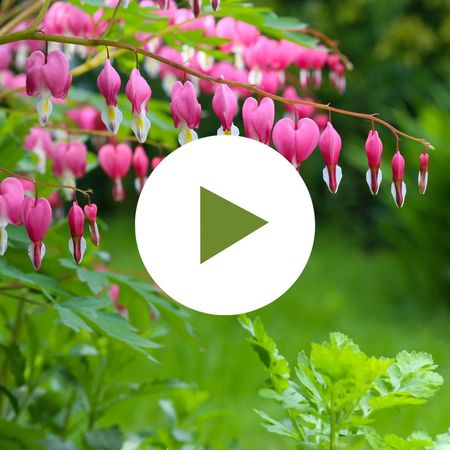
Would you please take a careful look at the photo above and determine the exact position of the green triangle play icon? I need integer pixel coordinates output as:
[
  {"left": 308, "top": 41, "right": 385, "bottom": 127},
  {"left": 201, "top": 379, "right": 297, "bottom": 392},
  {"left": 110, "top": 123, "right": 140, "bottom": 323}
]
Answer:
[{"left": 200, "top": 187, "right": 268, "bottom": 264}]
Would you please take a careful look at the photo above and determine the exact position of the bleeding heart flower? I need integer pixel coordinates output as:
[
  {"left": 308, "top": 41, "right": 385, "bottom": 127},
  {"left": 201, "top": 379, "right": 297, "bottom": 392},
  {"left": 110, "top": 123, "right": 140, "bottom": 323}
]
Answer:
[
  {"left": 170, "top": 80, "right": 201, "bottom": 145},
  {"left": 212, "top": 83, "right": 239, "bottom": 136},
  {"left": 418, "top": 152, "right": 429, "bottom": 195},
  {"left": 133, "top": 146, "right": 149, "bottom": 192},
  {"left": 125, "top": 68, "right": 152, "bottom": 143},
  {"left": 26, "top": 50, "right": 72, "bottom": 126},
  {"left": 151, "top": 156, "right": 164, "bottom": 169},
  {"left": 242, "top": 97, "right": 275, "bottom": 145},
  {"left": 68, "top": 202, "right": 86, "bottom": 264},
  {"left": 84, "top": 203, "right": 100, "bottom": 246},
  {"left": 24, "top": 127, "right": 53, "bottom": 174},
  {"left": 365, "top": 130, "right": 383, "bottom": 195},
  {"left": 0, "top": 178, "right": 24, "bottom": 255},
  {"left": 391, "top": 150, "right": 406, "bottom": 207},
  {"left": 319, "top": 122, "right": 343, "bottom": 194},
  {"left": 273, "top": 117, "right": 320, "bottom": 169},
  {"left": 98, "top": 143, "right": 132, "bottom": 201},
  {"left": 22, "top": 197, "right": 52, "bottom": 270},
  {"left": 97, "top": 59, "right": 122, "bottom": 134}
]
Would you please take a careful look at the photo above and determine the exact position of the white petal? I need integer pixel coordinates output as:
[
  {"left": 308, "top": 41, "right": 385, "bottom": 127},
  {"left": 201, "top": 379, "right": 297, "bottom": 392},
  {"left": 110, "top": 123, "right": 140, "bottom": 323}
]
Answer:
[
  {"left": 299, "top": 69, "right": 309, "bottom": 90},
  {"left": 365, "top": 168, "right": 382, "bottom": 195},
  {"left": 391, "top": 181, "right": 407, "bottom": 207},
  {"left": 248, "top": 68, "right": 263, "bottom": 85},
  {"left": 37, "top": 97, "right": 53, "bottom": 127},
  {"left": 181, "top": 45, "right": 196, "bottom": 63},
  {"left": 0, "top": 227, "right": 7, "bottom": 256},
  {"left": 80, "top": 237, "right": 86, "bottom": 263},
  {"left": 178, "top": 127, "right": 198, "bottom": 146},
  {"left": 131, "top": 112, "right": 151, "bottom": 143},
  {"left": 144, "top": 58, "right": 160, "bottom": 78},
  {"left": 234, "top": 48, "right": 245, "bottom": 70},
  {"left": 197, "top": 51, "right": 215, "bottom": 72},
  {"left": 322, "top": 165, "right": 342, "bottom": 193},
  {"left": 230, "top": 124, "right": 240, "bottom": 136},
  {"left": 162, "top": 74, "right": 177, "bottom": 97},
  {"left": 121, "top": 0, "right": 130, "bottom": 7},
  {"left": 217, "top": 126, "right": 225, "bottom": 136},
  {"left": 101, "top": 105, "right": 123, "bottom": 134},
  {"left": 34, "top": 146, "right": 47, "bottom": 174},
  {"left": 418, "top": 171, "right": 428, "bottom": 194}
]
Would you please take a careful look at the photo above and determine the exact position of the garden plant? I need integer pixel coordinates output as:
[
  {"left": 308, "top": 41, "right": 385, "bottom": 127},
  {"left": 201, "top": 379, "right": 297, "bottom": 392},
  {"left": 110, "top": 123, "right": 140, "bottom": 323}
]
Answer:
[{"left": 0, "top": 0, "right": 448, "bottom": 448}]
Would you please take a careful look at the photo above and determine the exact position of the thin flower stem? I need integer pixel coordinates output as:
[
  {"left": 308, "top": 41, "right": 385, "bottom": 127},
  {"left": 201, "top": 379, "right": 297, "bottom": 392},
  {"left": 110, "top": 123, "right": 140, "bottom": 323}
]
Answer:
[
  {"left": 30, "top": 0, "right": 53, "bottom": 32},
  {"left": 100, "top": 0, "right": 122, "bottom": 39},
  {"left": 0, "top": 167, "right": 93, "bottom": 200},
  {"left": 0, "top": 31, "right": 433, "bottom": 149}
]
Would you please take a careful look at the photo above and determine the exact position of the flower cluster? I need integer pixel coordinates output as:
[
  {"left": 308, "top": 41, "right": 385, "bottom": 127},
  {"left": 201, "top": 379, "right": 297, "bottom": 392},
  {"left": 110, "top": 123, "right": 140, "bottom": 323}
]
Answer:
[{"left": 0, "top": 176, "right": 100, "bottom": 270}]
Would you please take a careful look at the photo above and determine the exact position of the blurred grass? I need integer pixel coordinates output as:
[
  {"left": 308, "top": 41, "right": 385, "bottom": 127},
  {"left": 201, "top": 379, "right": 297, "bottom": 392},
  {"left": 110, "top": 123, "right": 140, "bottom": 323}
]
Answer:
[{"left": 101, "top": 211, "right": 450, "bottom": 449}]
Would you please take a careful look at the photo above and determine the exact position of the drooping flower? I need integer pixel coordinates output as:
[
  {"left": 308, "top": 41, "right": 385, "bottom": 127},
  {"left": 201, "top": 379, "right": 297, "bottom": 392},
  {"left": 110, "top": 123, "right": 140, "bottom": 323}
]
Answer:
[
  {"left": 212, "top": 83, "right": 239, "bottom": 136},
  {"left": 52, "top": 141, "right": 87, "bottom": 199},
  {"left": 67, "top": 106, "right": 104, "bottom": 131},
  {"left": 26, "top": 50, "right": 72, "bottom": 126},
  {"left": 211, "top": 0, "right": 220, "bottom": 10},
  {"left": 24, "top": 128, "right": 53, "bottom": 174},
  {"left": 242, "top": 97, "right": 275, "bottom": 145},
  {"left": 22, "top": 197, "right": 52, "bottom": 270},
  {"left": 68, "top": 202, "right": 86, "bottom": 264},
  {"left": 273, "top": 117, "right": 320, "bottom": 169},
  {"left": 0, "top": 178, "right": 24, "bottom": 256},
  {"left": 319, "top": 122, "right": 343, "bottom": 194},
  {"left": 133, "top": 146, "right": 149, "bottom": 192},
  {"left": 365, "top": 130, "right": 383, "bottom": 195},
  {"left": 391, "top": 150, "right": 406, "bottom": 207},
  {"left": 97, "top": 59, "right": 122, "bottom": 134},
  {"left": 98, "top": 143, "right": 132, "bottom": 201},
  {"left": 170, "top": 80, "right": 202, "bottom": 145},
  {"left": 84, "top": 203, "right": 100, "bottom": 246},
  {"left": 125, "top": 68, "right": 152, "bottom": 143},
  {"left": 418, "top": 152, "right": 429, "bottom": 195}
]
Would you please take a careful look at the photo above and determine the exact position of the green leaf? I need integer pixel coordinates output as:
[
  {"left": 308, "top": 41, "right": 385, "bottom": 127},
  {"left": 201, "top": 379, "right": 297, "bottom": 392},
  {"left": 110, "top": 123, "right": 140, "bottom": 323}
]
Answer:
[
  {"left": 0, "top": 385, "right": 19, "bottom": 415},
  {"left": 84, "top": 426, "right": 124, "bottom": 450},
  {"left": 0, "top": 419, "right": 45, "bottom": 450},
  {"left": 254, "top": 410, "right": 299, "bottom": 441}
]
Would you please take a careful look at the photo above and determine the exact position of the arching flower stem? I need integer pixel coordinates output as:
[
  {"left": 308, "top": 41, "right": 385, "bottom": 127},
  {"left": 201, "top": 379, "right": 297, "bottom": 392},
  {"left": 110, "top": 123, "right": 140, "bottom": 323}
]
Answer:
[
  {"left": 0, "top": 30, "right": 434, "bottom": 150},
  {"left": 0, "top": 167, "right": 93, "bottom": 202}
]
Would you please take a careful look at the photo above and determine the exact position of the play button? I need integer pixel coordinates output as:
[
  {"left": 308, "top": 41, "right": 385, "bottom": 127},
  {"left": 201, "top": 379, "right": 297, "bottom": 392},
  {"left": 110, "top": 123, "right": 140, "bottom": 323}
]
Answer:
[
  {"left": 200, "top": 187, "right": 268, "bottom": 263},
  {"left": 135, "top": 136, "right": 315, "bottom": 315}
]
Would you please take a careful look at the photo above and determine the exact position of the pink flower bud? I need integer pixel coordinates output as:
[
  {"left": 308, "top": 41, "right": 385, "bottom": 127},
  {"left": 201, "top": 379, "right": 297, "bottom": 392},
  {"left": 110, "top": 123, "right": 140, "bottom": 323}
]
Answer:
[
  {"left": 68, "top": 202, "right": 86, "bottom": 264},
  {"left": 97, "top": 59, "right": 123, "bottom": 134},
  {"left": 22, "top": 197, "right": 52, "bottom": 270},
  {"left": 273, "top": 117, "right": 320, "bottom": 169},
  {"left": 151, "top": 156, "right": 164, "bottom": 169},
  {"left": 365, "top": 130, "right": 383, "bottom": 195},
  {"left": 314, "top": 114, "right": 328, "bottom": 131},
  {"left": 242, "top": 97, "right": 275, "bottom": 145},
  {"left": 98, "top": 143, "right": 133, "bottom": 201},
  {"left": 133, "top": 146, "right": 149, "bottom": 192},
  {"left": 391, "top": 150, "right": 406, "bottom": 208},
  {"left": 319, "top": 122, "right": 343, "bottom": 194},
  {"left": 67, "top": 106, "right": 104, "bottom": 131},
  {"left": 84, "top": 203, "right": 100, "bottom": 246},
  {"left": 23, "top": 127, "right": 53, "bottom": 174},
  {"left": 26, "top": 50, "right": 72, "bottom": 126},
  {"left": 126, "top": 68, "right": 152, "bottom": 143},
  {"left": 66, "top": 141, "right": 87, "bottom": 179},
  {"left": 418, "top": 152, "right": 429, "bottom": 195},
  {"left": 0, "top": 178, "right": 24, "bottom": 255},
  {"left": 212, "top": 83, "right": 238, "bottom": 135}
]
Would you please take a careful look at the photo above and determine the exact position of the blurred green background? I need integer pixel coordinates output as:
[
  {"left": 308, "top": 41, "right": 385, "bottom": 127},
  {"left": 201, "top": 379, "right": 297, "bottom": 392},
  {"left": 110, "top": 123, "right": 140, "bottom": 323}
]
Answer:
[{"left": 96, "top": 0, "right": 450, "bottom": 448}]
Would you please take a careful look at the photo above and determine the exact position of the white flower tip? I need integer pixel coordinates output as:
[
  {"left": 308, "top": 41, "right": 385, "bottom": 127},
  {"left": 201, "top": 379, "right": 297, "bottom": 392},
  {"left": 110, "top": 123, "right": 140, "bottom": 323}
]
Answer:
[
  {"left": 37, "top": 98, "right": 53, "bottom": 127},
  {"left": 323, "top": 165, "right": 342, "bottom": 194},
  {"left": 178, "top": 127, "right": 198, "bottom": 146},
  {"left": 365, "top": 168, "right": 382, "bottom": 196},
  {"left": 418, "top": 171, "right": 428, "bottom": 195},
  {"left": 391, "top": 181, "right": 407, "bottom": 208},
  {"left": 0, "top": 227, "right": 7, "bottom": 256},
  {"left": 131, "top": 113, "right": 151, "bottom": 144},
  {"left": 101, "top": 105, "right": 123, "bottom": 135}
]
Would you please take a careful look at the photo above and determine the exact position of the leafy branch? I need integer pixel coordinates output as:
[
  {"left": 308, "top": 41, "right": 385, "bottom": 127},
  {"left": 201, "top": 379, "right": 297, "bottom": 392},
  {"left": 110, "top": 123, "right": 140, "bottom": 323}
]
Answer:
[{"left": 0, "top": 30, "right": 433, "bottom": 150}]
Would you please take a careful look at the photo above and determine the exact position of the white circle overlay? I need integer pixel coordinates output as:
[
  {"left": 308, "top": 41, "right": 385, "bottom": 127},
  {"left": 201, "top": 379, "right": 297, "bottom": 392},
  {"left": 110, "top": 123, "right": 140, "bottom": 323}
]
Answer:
[{"left": 135, "top": 136, "right": 315, "bottom": 315}]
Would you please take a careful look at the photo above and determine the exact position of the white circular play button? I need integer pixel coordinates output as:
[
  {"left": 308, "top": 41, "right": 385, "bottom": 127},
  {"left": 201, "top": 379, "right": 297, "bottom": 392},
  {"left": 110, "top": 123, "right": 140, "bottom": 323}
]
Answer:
[{"left": 135, "top": 136, "right": 315, "bottom": 315}]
